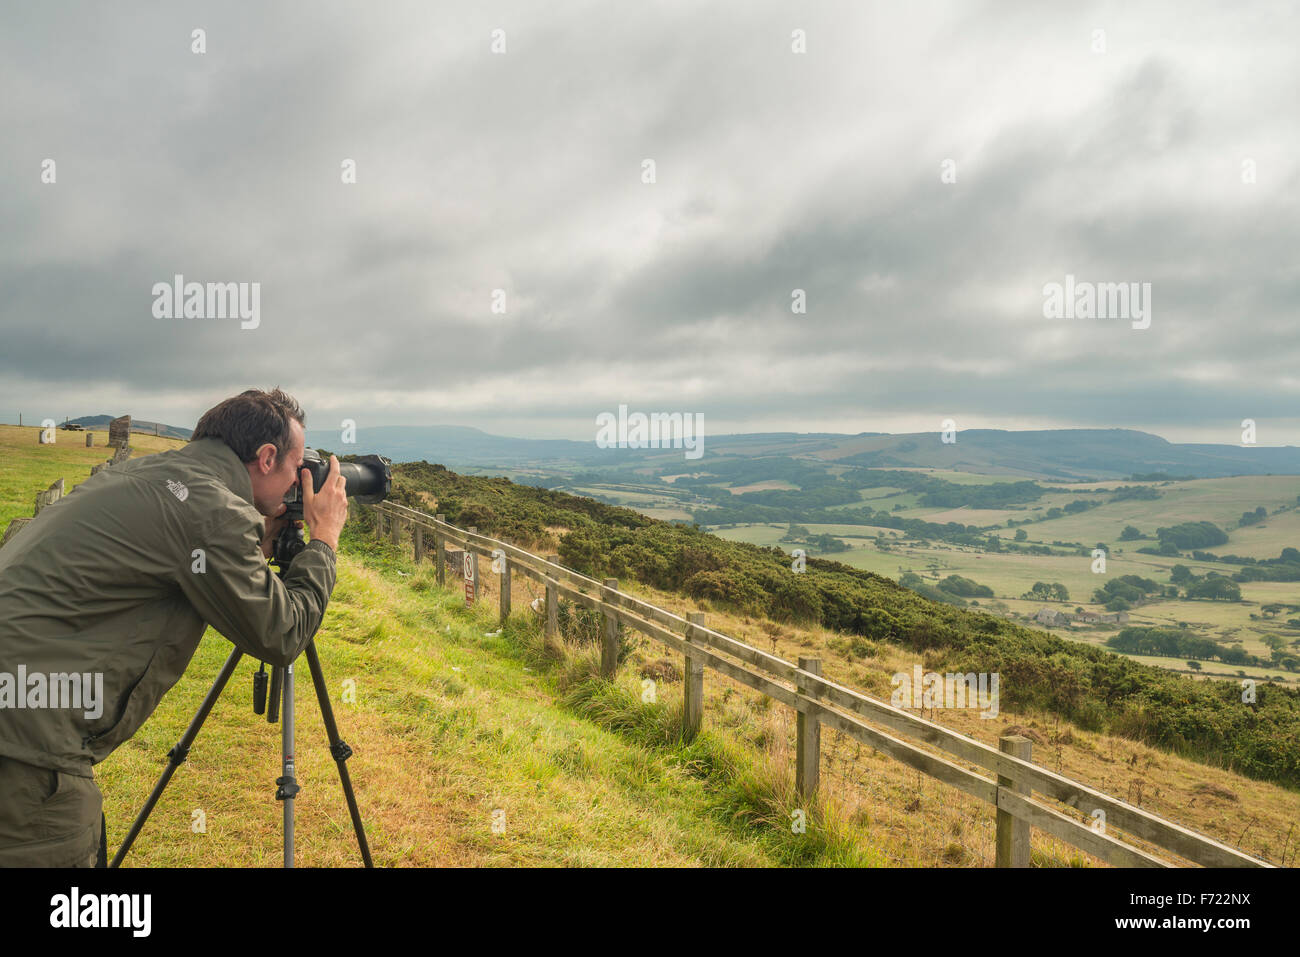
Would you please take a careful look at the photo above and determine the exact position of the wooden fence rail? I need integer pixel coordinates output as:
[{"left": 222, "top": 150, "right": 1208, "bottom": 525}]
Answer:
[{"left": 373, "top": 500, "right": 1271, "bottom": 869}]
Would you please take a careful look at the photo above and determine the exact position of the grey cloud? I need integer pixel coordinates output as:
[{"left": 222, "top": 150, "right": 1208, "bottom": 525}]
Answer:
[{"left": 1, "top": 0, "right": 1297, "bottom": 442}]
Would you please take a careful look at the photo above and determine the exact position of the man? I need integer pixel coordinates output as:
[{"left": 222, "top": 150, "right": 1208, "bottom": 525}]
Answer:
[{"left": 0, "top": 388, "right": 349, "bottom": 867}]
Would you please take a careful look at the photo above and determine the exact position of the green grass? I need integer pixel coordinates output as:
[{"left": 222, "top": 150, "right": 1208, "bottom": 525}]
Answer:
[
  {"left": 992, "top": 476, "right": 1300, "bottom": 545},
  {"left": 0, "top": 429, "right": 885, "bottom": 866},
  {"left": 0, "top": 424, "right": 186, "bottom": 525},
  {"left": 860, "top": 468, "right": 1015, "bottom": 485},
  {"left": 93, "top": 527, "right": 888, "bottom": 866}
]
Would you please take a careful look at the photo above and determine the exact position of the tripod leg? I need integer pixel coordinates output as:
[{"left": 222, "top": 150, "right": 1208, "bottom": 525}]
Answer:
[
  {"left": 304, "top": 639, "right": 373, "bottom": 867},
  {"left": 278, "top": 663, "right": 296, "bottom": 867},
  {"left": 110, "top": 647, "right": 244, "bottom": 867}
]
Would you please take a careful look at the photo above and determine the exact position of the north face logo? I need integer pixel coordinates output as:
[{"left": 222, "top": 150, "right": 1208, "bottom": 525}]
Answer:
[{"left": 165, "top": 479, "right": 189, "bottom": 502}]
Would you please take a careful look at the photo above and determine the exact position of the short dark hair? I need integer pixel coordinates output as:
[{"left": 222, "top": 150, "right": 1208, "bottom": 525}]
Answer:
[{"left": 191, "top": 388, "right": 305, "bottom": 464}]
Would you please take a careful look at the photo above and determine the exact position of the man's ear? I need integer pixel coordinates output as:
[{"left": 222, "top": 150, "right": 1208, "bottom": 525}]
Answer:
[{"left": 255, "top": 443, "right": 278, "bottom": 475}]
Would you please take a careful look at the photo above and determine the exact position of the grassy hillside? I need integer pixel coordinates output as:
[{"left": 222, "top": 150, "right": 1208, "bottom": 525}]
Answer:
[
  {"left": 5, "top": 430, "right": 1297, "bottom": 866},
  {"left": 98, "top": 551, "right": 884, "bottom": 866},
  {"left": 335, "top": 515, "right": 1300, "bottom": 867},
  {"left": 3, "top": 431, "right": 880, "bottom": 865},
  {"left": 0, "top": 424, "right": 183, "bottom": 526},
  {"left": 383, "top": 461, "right": 1300, "bottom": 792}
]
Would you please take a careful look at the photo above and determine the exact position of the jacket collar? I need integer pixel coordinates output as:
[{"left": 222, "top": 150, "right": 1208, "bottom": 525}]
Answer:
[{"left": 181, "top": 438, "right": 257, "bottom": 509}]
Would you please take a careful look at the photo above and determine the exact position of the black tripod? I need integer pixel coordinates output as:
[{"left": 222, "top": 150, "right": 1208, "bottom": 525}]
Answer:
[{"left": 110, "top": 522, "right": 372, "bottom": 868}]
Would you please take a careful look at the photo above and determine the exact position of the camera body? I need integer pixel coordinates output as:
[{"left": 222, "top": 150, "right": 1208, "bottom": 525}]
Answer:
[
  {"left": 285, "top": 448, "right": 391, "bottom": 510},
  {"left": 275, "top": 448, "right": 392, "bottom": 565}
]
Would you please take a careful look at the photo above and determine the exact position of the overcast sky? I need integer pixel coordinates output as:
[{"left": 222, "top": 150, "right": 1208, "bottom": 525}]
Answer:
[{"left": 2, "top": 1, "right": 1297, "bottom": 446}]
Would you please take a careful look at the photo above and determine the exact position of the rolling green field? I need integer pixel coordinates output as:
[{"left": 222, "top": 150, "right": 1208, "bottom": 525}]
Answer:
[
  {"left": 993, "top": 476, "right": 1300, "bottom": 552},
  {"left": 457, "top": 461, "right": 1300, "bottom": 692},
  {"left": 0, "top": 424, "right": 184, "bottom": 526},
  {"left": 863, "top": 468, "right": 1016, "bottom": 485},
  {"left": 709, "top": 529, "right": 1300, "bottom": 685},
  {"left": 703, "top": 470, "right": 1300, "bottom": 686}
]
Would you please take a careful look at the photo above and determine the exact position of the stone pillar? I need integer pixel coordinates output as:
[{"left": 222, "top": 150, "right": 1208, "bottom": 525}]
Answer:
[{"left": 108, "top": 415, "right": 131, "bottom": 449}]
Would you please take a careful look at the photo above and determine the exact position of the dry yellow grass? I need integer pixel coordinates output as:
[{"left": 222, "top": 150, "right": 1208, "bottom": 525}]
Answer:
[{"left": 465, "top": 546, "right": 1297, "bottom": 867}]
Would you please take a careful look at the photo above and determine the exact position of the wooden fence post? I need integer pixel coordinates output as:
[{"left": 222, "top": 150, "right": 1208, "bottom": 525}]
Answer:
[
  {"left": 601, "top": 578, "right": 620, "bottom": 678},
  {"left": 434, "top": 514, "right": 446, "bottom": 585},
  {"left": 499, "top": 551, "right": 511, "bottom": 625},
  {"left": 374, "top": 509, "right": 384, "bottom": 541},
  {"left": 996, "top": 735, "right": 1033, "bottom": 868},
  {"left": 467, "top": 528, "right": 479, "bottom": 604},
  {"left": 390, "top": 515, "right": 400, "bottom": 545},
  {"left": 545, "top": 554, "right": 560, "bottom": 649},
  {"left": 1, "top": 518, "right": 32, "bottom": 548},
  {"left": 34, "top": 479, "right": 64, "bottom": 514},
  {"left": 413, "top": 525, "right": 424, "bottom": 564},
  {"left": 684, "top": 613, "right": 706, "bottom": 740},
  {"left": 796, "top": 657, "right": 823, "bottom": 800}
]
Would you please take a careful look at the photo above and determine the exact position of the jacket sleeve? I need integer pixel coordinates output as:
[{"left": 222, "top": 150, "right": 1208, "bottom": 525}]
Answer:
[{"left": 174, "top": 511, "right": 337, "bottom": 667}]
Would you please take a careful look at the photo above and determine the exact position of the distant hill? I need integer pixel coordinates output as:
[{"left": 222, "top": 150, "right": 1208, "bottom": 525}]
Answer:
[
  {"left": 306, "top": 425, "right": 609, "bottom": 469},
  {"left": 306, "top": 424, "right": 1300, "bottom": 479},
  {"left": 67, "top": 415, "right": 192, "bottom": 441},
  {"left": 43, "top": 416, "right": 1298, "bottom": 478},
  {"left": 820, "top": 429, "right": 1300, "bottom": 480}
]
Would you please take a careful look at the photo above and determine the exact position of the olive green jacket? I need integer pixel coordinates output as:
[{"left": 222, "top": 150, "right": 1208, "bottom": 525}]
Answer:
[{"left": 0, "top": 438, "right": 336, "bottom": 776}]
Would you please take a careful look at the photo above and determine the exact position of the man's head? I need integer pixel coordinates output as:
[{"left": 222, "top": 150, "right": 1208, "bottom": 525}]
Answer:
[{"left": 191, "top": 389, "right": 306, "bottom": 516}]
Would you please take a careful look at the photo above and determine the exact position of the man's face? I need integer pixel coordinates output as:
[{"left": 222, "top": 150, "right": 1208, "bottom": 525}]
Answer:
[{"left": 247, "top": 419, "right": 306, "bottom": 516}]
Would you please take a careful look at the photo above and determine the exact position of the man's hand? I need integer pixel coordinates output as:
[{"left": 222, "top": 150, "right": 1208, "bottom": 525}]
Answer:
[
  {"left": 261, "top": 502, "right": 306, "bottom": 559},
  {"left": 261, "top": 502, "right": 289, "bottom": 559},
  {"left": 301, "top": 454, "right": 348, "bottom": 552}
]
